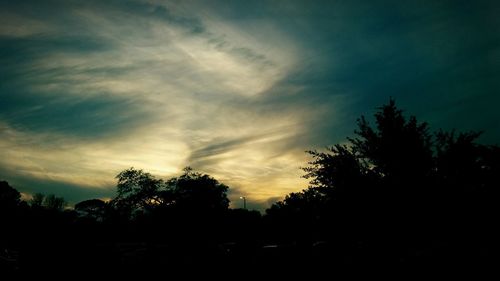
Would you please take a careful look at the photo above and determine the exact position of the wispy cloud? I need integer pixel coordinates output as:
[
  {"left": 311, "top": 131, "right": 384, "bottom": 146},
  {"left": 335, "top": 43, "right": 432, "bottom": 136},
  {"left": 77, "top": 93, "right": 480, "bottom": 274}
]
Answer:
[
  {"left": 0, "top": 0, "right": 309, "bottom": 207},
  {"left": 1, "top": 0, "right": 499, "bottom": 209}
]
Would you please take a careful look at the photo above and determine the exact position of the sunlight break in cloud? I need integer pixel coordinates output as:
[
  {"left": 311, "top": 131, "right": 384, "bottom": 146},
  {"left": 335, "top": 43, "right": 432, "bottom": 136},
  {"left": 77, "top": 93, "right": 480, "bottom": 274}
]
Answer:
[{"left": 0, "top": 0, "right": 308, "bottom": 207}]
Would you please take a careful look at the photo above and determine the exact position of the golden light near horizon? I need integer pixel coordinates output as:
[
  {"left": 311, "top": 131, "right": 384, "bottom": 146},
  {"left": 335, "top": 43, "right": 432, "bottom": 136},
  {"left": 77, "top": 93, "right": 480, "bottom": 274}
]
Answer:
[
  {"left": 0, "top": 1, "right": 310, "bottom": 209},
  {"left": 2, "top": 0, "right": 498, "bottom": 210}
]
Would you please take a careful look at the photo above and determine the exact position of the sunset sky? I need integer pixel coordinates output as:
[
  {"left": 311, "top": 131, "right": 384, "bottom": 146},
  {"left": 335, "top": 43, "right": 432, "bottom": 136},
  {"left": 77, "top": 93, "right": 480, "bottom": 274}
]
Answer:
[{"left": 1, "top": 0, "right": 499, "bottom": 210}]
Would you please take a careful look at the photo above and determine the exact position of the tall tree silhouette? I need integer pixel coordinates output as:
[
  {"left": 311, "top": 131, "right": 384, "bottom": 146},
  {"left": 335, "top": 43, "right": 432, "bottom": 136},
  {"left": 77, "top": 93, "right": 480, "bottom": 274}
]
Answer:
[
  {"left": 350, "top": 99, "right": 433, "bottom": 182},
  {"left": 268, "top": 99, "right": 499, "bottom": 269}
]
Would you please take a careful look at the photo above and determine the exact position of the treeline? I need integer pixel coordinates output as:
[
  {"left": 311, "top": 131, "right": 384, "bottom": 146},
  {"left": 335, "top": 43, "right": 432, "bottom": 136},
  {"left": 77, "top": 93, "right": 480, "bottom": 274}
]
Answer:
[
  {"left": 1, "top": 99, "right": 498, "bottom": 277},
  {"left": 0, "top": 168, "right": 262, "bottom": 277}
]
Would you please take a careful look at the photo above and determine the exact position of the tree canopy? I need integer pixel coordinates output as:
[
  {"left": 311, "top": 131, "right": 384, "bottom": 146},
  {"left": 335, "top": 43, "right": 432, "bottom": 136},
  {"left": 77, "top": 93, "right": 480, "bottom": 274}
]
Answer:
[
  {"left": 110, "top": 167, "right": 229, "bottom": 218},
  {"left": 268, "top": 99, "right": 500, "bottom": 252},
  {"left": 166, "top": 167, "right": 230, "bottom": 212},
  {"left": 112, "top": 168, "right": 165, "bottom": 214}
]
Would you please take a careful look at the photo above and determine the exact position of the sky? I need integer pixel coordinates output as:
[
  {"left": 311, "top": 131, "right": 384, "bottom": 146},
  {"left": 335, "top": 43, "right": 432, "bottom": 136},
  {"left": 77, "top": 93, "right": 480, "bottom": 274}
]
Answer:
[{"left": 1, "top": 0, "right": 499, "bottom": 210}]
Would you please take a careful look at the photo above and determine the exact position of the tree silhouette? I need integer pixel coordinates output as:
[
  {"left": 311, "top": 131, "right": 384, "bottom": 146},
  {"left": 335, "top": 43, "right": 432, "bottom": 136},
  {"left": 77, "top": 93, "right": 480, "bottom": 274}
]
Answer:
[
  {"left": 0, "top": 181, "right": 20, "bottom": 210},
  {"left": 75, "top": 199, "right": 107, "bottom": 221},
  {"left": 166, "top": 167, "right": 229, "bottom": 212},
  {"left": 110, "top": 167, "right": 230, "bottom": 219},
  {"left": 43, "top": 194, "right": 66, "bottom": 211},
  {"left": 275, "top": 99, "right": 441, "bottom": 215},
  {"left": 29, "top": 193, "right": 45, "bottom": 208},
  {"left": 111, "top": 168, "right": 166, "bottom": 217},
  {"left": 28, "top": 193, "right": 66, "bottom": 211},
  {"left": 267, "top": 99, "right": 499, "bottom": 269},
  {"left": 350, "top": 99, "right": 433, "bottom": 181}
]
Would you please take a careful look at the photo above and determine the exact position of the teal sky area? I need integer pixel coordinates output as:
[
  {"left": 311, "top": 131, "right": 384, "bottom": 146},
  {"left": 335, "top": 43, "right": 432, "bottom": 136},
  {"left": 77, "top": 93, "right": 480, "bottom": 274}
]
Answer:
[{"left": 1, "top": 0, "right": 499, "bottom": 210}]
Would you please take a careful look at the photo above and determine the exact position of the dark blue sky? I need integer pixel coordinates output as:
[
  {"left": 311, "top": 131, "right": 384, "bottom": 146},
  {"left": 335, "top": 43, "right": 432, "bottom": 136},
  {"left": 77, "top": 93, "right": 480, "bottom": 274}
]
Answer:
[{"left": 1, "top": 0, "right": 499, "bottom": 209}]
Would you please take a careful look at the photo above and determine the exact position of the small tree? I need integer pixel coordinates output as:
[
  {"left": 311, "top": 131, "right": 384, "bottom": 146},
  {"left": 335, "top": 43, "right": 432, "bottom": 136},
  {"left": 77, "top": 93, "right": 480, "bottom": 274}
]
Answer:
[
  {"left": 75, "top": 199, "right": 107, "bottom": 221},
  {"left": 29, "top": 193, "right": 45, "bottom": 208},
  {"left": 43, "top": 194, "right": 66, "bottom": 211},
  {"left": 166, "top": 167, "right": 230, "bottom": 212},
  {"left": 28, "top": 193, "right": 66, "bottom": 211},
  {"left": 112, "top": 168, "right": 165, "bottom": 215}
]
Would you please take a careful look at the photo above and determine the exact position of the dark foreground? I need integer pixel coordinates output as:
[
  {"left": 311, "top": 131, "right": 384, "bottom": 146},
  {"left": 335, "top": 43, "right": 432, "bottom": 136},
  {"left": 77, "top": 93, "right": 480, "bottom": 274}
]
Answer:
[{"left": 2, "top": 236, "right": 495, "bottom": 278}]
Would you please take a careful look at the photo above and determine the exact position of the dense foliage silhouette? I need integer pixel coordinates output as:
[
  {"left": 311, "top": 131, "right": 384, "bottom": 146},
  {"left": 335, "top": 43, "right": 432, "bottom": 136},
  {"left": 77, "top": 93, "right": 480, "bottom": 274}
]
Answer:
[
  {"left": 266, "top": 99, "right": 499, "bottom": 273},
  {"left": 1, "top": 100, "right": 498, "bottom": 277}
]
